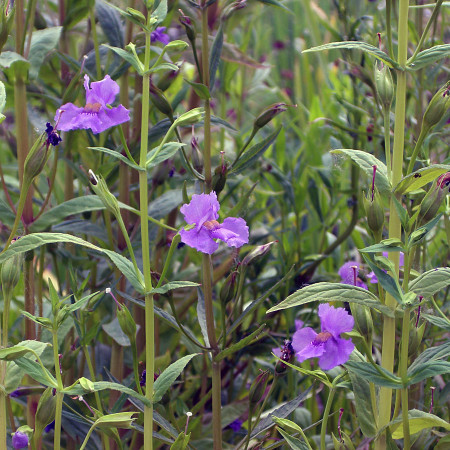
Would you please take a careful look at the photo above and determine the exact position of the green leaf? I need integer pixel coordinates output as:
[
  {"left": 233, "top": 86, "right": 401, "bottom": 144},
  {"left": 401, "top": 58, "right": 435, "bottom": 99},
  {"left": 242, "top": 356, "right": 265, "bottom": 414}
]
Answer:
[
  {"left": 103, "top": 44, "right": 144, "bottom": 75},
  {"left": 389, "top": 410, "right": 450, "bottom": 439},
  {"left": 63, "top": 380, "right": 150, "bottom": 406},
  {"left": 170, "top": 432, "right": 191, "bottom": 450},
  {"left": 421, "top": 313, "right": 450, "bottom": 331},
  {"left": 153, "top": 354, "right": 199, "bottom": 403},
  {"left": 346, "top": 350, "right": 377, "bottom": 437},
  {"left": 251, "top": 387, "right": 312, "bottom": 439},
  {"left": 214, "top": 324, "right": 266, "bottom": 362},
  {"left": 149, "top": 281, "right": 200, "bottom": 295},
  {"left": 331, "top": 149, "right": 391, "bottom": 194},
  {"left": 209, "top": 25, "right": 224, "bottom": 89},
  {"left": 87, "top": 147, "right": 141, "bottom": 170},
  {"left": 344, "top": 361, "right": 402, "bottom": 389},
  {"left": 272, "top": 417, "right": 304, "bottom": 434},
  {"left": 0, "top": 233, "right": 144, "bottom": 293},
  {"left": 255, "top": 0, "right": 292, "bottom": 13},
  {"left": 96, "top": 0, "right": 124, "bottom": 48},
  {"left": 152, "top": 0, "right": 168, "bottom": 24},
  {"left": 184, "top": 79, "right": 211, "bottom": 100},
  {"left": 359, "top": 239, "right": 403, "bottom": 253},
  {"left": 93, "top": 412, "right": 136, "bottom": 429},
  {"left": 408, "top": 341, "right": 450, "bottom": 373},
  {"left": 409, "top": 44, "right": 450, "bottom": 70},
  {"left": 147, "top": 62, "right": 180, "bottom": 74},
  {"left": 146, "top": 143, "right": 186, "bottom": 169},
  {"left": 409, "top": 267, "right": 450, "bottom": 298},
  {"left": 361, "top": 254, "right": 404, "bottom": 304},
  {"left": 0, "top": 51, "right": 30, "bottom": 78},
  {"left": 266, "top": 282, "right": 394, "bottom": 317},
  {"left": 0, "top": 343, "right": 46, "bottom": 361},
  {"left": 276, "top": 427, "right": 309, "bottom": 450},
  {"left": 102, "top": 317, "right": 132, "bottom": 347},
  {"left": 303, "top": 41, "right": 398, "bottom": 69},
  {"left": 29, "top": 27, "right": 63, "bottom": 79},
  {"left": 231, "top": 127, "right": 281, "bottom": 174},
  {"left": 393, "top": 164, "right": 450, "bottom": 195},
  {"left": 14, "top": 357, "right": 58, "bottom": 388},
  {"left": 408, "top": 214, "right": 442, "bottom": 248},
  {"left": 406, "top": 361, "right": 450, "bottom": 386},
  {"left": 66, "top": 292, "right": 99, "bottom": 313}
]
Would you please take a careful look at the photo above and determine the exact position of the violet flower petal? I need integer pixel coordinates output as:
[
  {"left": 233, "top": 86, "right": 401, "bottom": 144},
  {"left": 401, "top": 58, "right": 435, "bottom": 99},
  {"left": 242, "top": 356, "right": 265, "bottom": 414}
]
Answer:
[
  {"left": 295, "top": 319, "right": 304, "bottom": 330},
  {"left": 86, "top": 75, "right": 119, "bottom": 106},
  {"left": 180, "top": 192, "right": 220, "bottom": 227},
  {"left": 55, "top": 103, "right": 85, "bottom": 131},
  {"left": 292, "top": 327, "right": 325, "bottom": 362},
  {"left": 210, "top": 217, "right": 249, "bottom": 248},
  {"left": 319, "top": 303, "right": 354, "bottom": 337},
  {"left": 338, "top": 261, "right": 360, "bottom": 284},
  {"left": 318, "top": 337, "right": 354, "bottom": 370},
  {"left": 272, "top": 347, "right": 282, "bottom": 357},
  {"left": 179, "top": 226, "right": 219, "bottom": 254},
  {"left": 12, "top": 431, "right": 29, "bottom": 449},
  {"left": 89, "top": 106, "right": 130, "bottom": 134}
]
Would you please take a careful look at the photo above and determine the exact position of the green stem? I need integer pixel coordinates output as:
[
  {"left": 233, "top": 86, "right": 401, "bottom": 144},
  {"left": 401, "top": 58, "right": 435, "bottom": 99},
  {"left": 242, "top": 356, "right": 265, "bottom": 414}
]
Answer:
[
  {"left": 320, "top": 386, "right": 336, "bottom": 450},
  {"left": 400, "top": 307, "right": 411, "bottom": 449},
  {"left": 89, "top": 0, "right": 102, "bottom": 79},
  {"left": 118, "top": 125, "right": 138, "bottom": 166},
  {"left": 376, "top": 0, "right": 409, "bottom": 447},
  {"left": 52, "top": 330, "right": 64, "bottom": 450},
  {"left": 231, "top": 130, "right": 257, "bottom": 169},
  {"left": 383, "top": 106, "right": 392, "bottom": 182},
  {"left": 116, "top": 213, "right": 142, "bottom": 284},
  {"left": 132, "top": 341, "right": 144, "bottom": 396},
  {"left": 408, "top": 0, "right": 444, "bottom": 65},
  {"left": 386, "top": 0, "right": 394, "bottom": 60},
  {"left": 79, "top": 424, "right": 96, "bottom": 450},
  {"left": 140, "top": 26, "right": 154, "bottom": 450},
  {"left": 34, "top": 149, "right": 58, "bottom": 221}
]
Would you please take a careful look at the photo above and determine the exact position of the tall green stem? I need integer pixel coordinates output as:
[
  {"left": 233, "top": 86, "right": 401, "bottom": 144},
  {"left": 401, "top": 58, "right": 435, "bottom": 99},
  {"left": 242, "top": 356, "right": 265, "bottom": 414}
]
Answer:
[
  {"left": 89, "top": 0, "right": 102, "bottom": 79},
  {"left": 201, "top": 4, "right": 222, "bottom": 448},
  {"left": 140, "top": 27, "right": 154, "bottom": 450},
  {"left": 52, "top": 330, "right": 64, "bottom": 450},
  {"left": 320, "top": 386, "right": 336, "bottom": 450},
  {"left": 376, "top": 0, "right": 409, "bottom": 448},
  {"left": 400, "top": 308, "right": 411, "bottom": 449}
]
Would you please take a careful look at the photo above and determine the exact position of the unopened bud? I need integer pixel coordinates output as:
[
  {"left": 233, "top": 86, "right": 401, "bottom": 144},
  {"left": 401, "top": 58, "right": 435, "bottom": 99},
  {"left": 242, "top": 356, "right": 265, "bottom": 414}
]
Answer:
[
  {"left": 254, "top": 103, "right": 288, "bottom": 130},
  {"left": 221, "top": 0, "right": 246, "bottom": 21},
  {"left": 212, "top": 152, "right": 228, "bottom": 195},
  {"left": 219, "top": 270, "right": 238, "bottom": 306},
  {"left": 150, "top": 81, "right": 174, "bottom": 119},
  {"left": 350, "top": 303, "right": 373, "bottom": 342},
  {"left": 88, "top": 171, "right": 121, "bottom": 217},
  {"left": 249, "top": 370, "right": 269, "bottom": 407},
  {"left": 24, "top": 132, "right": 51, "bottom": 181},
  {"left": 422, "top": 82, "right": 450, "bottom": 131},
  {"left": 408, "top": 321, "right": 425, "bottom": 359},
  {"left": 1, "top": 254, "right": 22, "bottom": 296},
  {"left": 275, "top": 339, "right": 295, "bottom": 376},
  {"left": 35, "top": 387, "right": 56, "bottom": 441},
  {"left": 363, "top": 188, "right": 384, "bottom": 233},
  {"left": 174, "top": 108, "right": 203, "bottom": 127},
  {"left": 418, "top": 173, "right": 450, "bottom": 225},
  {"left": 179, "top": 10, "right": 196, "bottom": 42},
  {"left": 0, "top": 1, "right": 14, "bottom": 52},
  {"left": 374, "top": 61, "right": 394, "bottom": 109},
  {"left": 242, "top": 241, "right": 276, "bottom": 267},
  {"left": 117, "top": 304, "right": 137, "bottom": 344},
  {"left": 191, "top": 137, "right": 203, "bottom": 173}
]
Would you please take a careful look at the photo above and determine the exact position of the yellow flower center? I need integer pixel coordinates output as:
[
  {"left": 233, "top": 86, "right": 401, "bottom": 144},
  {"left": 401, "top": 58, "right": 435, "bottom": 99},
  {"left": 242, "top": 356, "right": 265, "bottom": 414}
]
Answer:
[
  {"left": 203, "top": 220, "right": 220, "bottom": 230},
  {"left": 84, "top": 102, "right": 102, "bottom": 113}
]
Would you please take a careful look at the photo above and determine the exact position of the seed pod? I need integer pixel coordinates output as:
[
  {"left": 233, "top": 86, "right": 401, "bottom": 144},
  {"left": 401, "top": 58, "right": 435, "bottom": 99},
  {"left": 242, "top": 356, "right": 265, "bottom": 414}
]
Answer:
[
  {"left": 422, "top": 82, "right": 450, "bottom": 131},
  {"left": 254, "top": 103, "right": 287, "bottom": 131},
  {"left": 249, "top": 370, "right": 269, "bottom": 408},
  {"left": 117, "top": 304, "right": 137, "bottom": 345},
  {"left": 350, "top": 303, "right": 373, "bottom": 342},
  {"left": 0, "top": 1, "right": 14, "bottom": 52},
  {"left": 1, "top": 253, "right": 22, "bottom": 296},
  {"left": 374, "top": 61, "right": 394, "bottom": 109},
  {"left": 242, "top": 241, "right": 276, "bottom": 267},
  {"left": 179, "top": 11, "right": 196, "bottom": 42},
  {"left": 212, "top": 163, "right": 228, "bottom": 196},
  {"left": 418, "top": 173, "right": 450, "bottom": 225},
  {"left": 219, "top": 271, "right": 238, "bottom": 307},
  {"left": 24, "top": 132, "right": 50, "bottom": 181},
  {"left": 35, "top": 387, "right": 56, "bottom": 441},
  {"left": 88, "top": 170, "right": 121, "bottom": 217},
  {"left": 149, "top": 81, "right": 174, "bottom": 119},
  {"left": 408, "top": 322, "right": 425, "bottom": 359},
  {"left": 363, "top": 187, "right": 385, "bottom": 234}
]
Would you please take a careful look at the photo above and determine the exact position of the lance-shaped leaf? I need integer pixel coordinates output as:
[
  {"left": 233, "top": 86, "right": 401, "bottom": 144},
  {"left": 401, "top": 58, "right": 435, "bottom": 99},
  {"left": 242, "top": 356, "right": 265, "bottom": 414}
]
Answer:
[{"left": 393, "top": 164, "right": 450, "bottom": 195}]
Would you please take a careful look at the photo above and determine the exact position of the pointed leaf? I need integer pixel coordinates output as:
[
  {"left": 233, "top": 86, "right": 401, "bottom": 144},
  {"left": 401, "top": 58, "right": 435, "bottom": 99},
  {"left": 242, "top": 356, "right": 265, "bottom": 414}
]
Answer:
[{"left": 393, "top": 165, "right": 450, "bottom": 195}]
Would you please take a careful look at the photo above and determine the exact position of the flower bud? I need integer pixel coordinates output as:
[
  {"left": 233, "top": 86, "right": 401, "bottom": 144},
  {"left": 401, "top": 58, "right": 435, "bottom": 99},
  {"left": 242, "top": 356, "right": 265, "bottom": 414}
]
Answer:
[
  {"left": 174, "top": 108, "right": 204, "bottom": 127},
  {"left": 88, "top": 170, "right": 121, "bottom": 217},
  {"left": 191, "top": 137, "right": 203, "bottom": 174},
  {"left": 179, "top": 11, "right": 196, "bottom": 42},
  {"left": 349, "top": 303, "right": 373, "bottom": 342},
  {"left": 249, "top": 370, "right": 269, "bottom": 408},
  {"left": 221, "top": 0, "right": 246, "bottom": 21},
  {"left": 242, "top": 241, "right": 276, "bottom": 267},
  {"left": 35, "top": 387, "right": 56, "bottom": 441},
  {"left": 1, "top": 253, "right": 22, "bottom": 296},
  {"left": 275, "top": 340, "right": 295, "bottom": 376},
  {"left": 418, "top": 173, "right": 450, "bottom": 225},
  {"left": 12, "top": 429, "right": 30, "bottom": 449},
  {"left": 149, "top": 81, "right": 174, "bottom": 119},
  {"left": 374, "top": 61, "right": 394, "bottom": 109},
  {"left": 212, "top": 156, "right": 228, "bottom": 195},
  {"left": 0, "top": 1, "right": 14, "bottom": 53},
  {"left": 254, "top": 103, "right": 287, "bottom": 131},
  {"left": 219, "top": 271, "right": 238, "bottom": 307},
  {"left": 422, "top": 82, "right": 450, "bottom": 131},
  {"left": 363, "top": 187, "right": 385, "bottom": 234},
  {"left": 117, "top": 304, "right": 137, "bottom": 344},
  {"left": 408, "top": 322, "right": 425, "bottom": 359},
  {"left": 24, "top": 132, "right": 51, "bottom": 181}
]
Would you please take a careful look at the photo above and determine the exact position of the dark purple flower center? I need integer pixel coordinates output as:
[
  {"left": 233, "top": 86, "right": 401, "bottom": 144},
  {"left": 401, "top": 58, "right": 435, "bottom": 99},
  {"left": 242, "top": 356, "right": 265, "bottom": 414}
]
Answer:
[
  {"left": 84, "top": 102, "right": 102, "bottom": 113},
  {"left": 203, "top": 220, "right": 220, "bottom": 230},
  {"left": 312, "top": 331, "right": 332, "bottom": 346}
]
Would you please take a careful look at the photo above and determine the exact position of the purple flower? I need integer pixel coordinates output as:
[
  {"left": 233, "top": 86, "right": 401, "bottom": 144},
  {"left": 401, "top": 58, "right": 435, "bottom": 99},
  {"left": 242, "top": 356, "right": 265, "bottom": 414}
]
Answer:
[
  {"left": 179, "top": 192, "right": 249, "bottom": 254},
  {"left": 229, "top": 419, "right": 243, "bottom": 432},
  {"left": 45, "top": 122, "right": 62, "bottom": 146},
  {"left": 151, "top": 27, "right": 170, "bottom": 45},
  {"left": 12, "top": 431, "right": 29, "bottom": 449},
  {"left": 272, "top": 320, "right": 303, "bottom": 356},
  {"left": 338, "top": 261, "right": 367, "bottom": 289},
  {"left": 55, "top": 75, "right": 130, "bottom": 134},
  {"left": 292, "top": 304, "right": 354, "bottom": 370}
]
